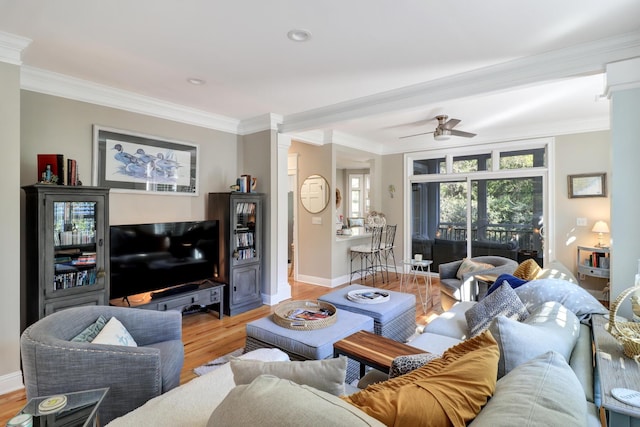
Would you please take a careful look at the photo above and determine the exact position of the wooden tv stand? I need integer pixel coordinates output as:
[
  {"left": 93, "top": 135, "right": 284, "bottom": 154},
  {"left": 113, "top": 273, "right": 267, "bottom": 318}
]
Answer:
[{"left": 109, "top": 280, "right": 224, "bottom": 319}]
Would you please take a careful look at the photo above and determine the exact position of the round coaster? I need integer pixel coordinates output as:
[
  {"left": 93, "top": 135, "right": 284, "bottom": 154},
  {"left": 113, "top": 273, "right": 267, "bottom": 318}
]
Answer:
[{"left": 38, "top": 394, "right": 67, "bottom": 413}]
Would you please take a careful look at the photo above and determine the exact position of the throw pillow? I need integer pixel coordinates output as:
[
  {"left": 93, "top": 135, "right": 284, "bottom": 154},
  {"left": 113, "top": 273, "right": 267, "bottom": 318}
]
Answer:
[
  {"left": 514, "top": 278, "right": 608, "bottom": 321},
  {"left": 71, "top": 315, "right": 108, "bottom": 342},
  {"left": 230, "top": 356, "right": 347, "bottom": 396},
  {"left": 91, "top": 316, "right": 138, "bottom": 347},
  {"left": 469, "top": 351, "right": 587, "bottom": 426},
  {"left": 465, "top": 282, "right": 529, "bottom": 337},
  {"left": 456, "top": 258, "right": 494, "bottom": 280},
  {"left": 513, "top": 258, "right": 541, "bottom": 280},
  {"left": 486, "top": 274, "right": 528, "bottom": 296},
  {"left": 208, "top": 375, "right": 385, "bottom": 427},
  {"left": 489, "top": 301, "right": 580, "bottom": 378},
  {"left": 343, "top": 331, "right": 499, "bottom": 427},
  {"left": 388, "top": 352, "right": 439, "bottom": 379}
]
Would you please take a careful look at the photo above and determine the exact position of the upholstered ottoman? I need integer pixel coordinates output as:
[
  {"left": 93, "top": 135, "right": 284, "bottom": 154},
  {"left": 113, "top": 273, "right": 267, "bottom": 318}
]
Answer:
[
  {"left": 318, "top": 284, "right": 416, "bottom": 342},
  {"left": 245, "top": 309, "right": 374, "bottom": 382}
]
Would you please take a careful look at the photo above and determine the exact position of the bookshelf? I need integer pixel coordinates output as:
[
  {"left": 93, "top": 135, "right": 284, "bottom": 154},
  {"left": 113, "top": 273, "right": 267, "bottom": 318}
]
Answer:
[
  {"left": 22, "top": 185, "right": 110, "bottom": 327},
  {"left": 576, "top": 245, "right": 610, "bottom": 303},
  {"left": 208, "top": 192, "right": 264, "bottom": 316}
]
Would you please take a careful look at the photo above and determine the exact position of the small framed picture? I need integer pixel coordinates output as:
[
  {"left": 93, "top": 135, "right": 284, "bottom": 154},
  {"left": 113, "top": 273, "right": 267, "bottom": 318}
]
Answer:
[{"left": 567, "top": 173, "right": 607, "bottom": 198}]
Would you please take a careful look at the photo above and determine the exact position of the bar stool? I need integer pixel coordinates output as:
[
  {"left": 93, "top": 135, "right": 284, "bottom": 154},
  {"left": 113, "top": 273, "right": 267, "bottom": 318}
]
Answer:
[
  {"left": 380, "top": 224, "right": 398, "bottom": 282},
  {"left": 349, "top": 226, "right": 384, "bottom": 285}
]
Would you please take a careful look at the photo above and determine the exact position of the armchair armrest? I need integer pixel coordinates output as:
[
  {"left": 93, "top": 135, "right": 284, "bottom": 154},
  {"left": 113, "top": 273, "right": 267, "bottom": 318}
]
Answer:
[{"left": 438, "top": 260, "right": 463, "bottom": 279}]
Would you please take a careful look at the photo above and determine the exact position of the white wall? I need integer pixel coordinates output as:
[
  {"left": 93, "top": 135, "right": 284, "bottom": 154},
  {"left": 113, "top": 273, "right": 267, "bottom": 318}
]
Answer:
[
  {"left": 0, "top": 61, "right": 23, "bottom": 393},
  {"left": 20, "top": 91, "right": 239, "bottom": 226},
  {"left": 553, "top": 131, "right": 611, "bottom": 294}
]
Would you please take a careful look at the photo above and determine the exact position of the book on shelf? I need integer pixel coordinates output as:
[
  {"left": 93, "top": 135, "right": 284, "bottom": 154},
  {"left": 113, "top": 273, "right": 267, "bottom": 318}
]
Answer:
[{"left": 67, "top": 158, "right": 78, "bottom": 186}]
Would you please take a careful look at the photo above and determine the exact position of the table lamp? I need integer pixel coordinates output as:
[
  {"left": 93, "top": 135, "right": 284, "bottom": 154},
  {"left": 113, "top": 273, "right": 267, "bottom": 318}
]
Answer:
[{"left": 592, "top": 220, "right": 610, "bottom": 247}]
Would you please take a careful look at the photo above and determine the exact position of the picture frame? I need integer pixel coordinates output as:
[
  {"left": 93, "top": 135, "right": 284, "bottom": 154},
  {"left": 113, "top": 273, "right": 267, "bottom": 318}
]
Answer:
[
  {"left": 567, "top": 173, "right": 607, "bottom": 198},
  {"left": 93, "top": 125, "right": 199, "bottom": 195}
]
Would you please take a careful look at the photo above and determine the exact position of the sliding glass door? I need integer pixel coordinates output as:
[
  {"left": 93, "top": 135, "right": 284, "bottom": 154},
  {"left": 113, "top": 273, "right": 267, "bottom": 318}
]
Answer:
[{"left": 409, "top": 144, "right": 547, "bottom": 272}]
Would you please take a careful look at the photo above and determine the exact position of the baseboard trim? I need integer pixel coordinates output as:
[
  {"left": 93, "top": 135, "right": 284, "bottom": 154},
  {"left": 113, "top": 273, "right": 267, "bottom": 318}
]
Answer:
[{"left": 0, "top": 370, "right": 24, "bottom": 395}]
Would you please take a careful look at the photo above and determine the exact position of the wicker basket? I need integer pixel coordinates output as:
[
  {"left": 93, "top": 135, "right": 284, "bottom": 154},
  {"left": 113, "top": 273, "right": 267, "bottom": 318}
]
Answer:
[
  {"left": 608, "top": 285, "right": 640, "bottom": 360},
  {"left": 273, "top": 300, "right": 337, "bottom": 331}
]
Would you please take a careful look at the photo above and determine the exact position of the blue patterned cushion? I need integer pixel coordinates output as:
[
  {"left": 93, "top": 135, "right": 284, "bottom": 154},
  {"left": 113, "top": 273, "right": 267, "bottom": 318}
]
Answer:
[
  {"left": 71, "top": 315, "right": 108, "bottom": 342},
  {"left": 465, "top": 282, "right": 529, "bottom": 337}
]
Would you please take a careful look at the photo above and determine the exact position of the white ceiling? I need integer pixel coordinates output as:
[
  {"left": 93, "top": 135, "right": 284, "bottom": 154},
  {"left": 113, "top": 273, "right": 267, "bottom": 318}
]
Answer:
[{"left": 1, "top": 0, "right": 639, "bottom": 155}]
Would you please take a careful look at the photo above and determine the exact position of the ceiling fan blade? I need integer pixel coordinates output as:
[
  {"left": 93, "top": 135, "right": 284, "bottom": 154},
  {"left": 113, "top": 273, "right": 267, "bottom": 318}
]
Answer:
[
  {"left": 450, "top": 129, "right": 477, "bottom": 138},
  {"left": 399, "top": 130, "right": 435, "bottom": 139},
  {"left": 442, "top": 118, "right": 461, "bottom": 130}
]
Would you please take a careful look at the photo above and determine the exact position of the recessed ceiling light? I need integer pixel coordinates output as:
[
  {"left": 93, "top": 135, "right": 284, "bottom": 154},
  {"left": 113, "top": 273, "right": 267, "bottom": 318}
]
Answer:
[
  {"left": 187, "top": 78, "right": 206, "bottom": 85},
  {"left": 287, "top": 29, "right": 312, "bottom": 42}
]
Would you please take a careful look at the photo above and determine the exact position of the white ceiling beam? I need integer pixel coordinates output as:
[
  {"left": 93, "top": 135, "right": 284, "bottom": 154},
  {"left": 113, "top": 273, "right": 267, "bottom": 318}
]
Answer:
[{"left": 279, "top": 31, "right": 640, "bottom": 134}]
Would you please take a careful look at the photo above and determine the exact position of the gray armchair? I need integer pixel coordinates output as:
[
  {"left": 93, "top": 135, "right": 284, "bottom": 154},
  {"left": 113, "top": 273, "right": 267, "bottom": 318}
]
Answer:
[
  {"left": 438, "top": 256, "right": 518, "bottom": 309},
  {"left": 21, "top": 306, "right": 184, "bottom": 424}
]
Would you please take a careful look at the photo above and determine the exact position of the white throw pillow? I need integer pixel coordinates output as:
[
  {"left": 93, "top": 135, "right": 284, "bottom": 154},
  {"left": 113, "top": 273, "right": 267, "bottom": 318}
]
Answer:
[
  {"left": 489, "top": 301, "right": 579, "bottom": 378},
  {"left": 91, "top": 316, "right": 138, "bottom": 347}
]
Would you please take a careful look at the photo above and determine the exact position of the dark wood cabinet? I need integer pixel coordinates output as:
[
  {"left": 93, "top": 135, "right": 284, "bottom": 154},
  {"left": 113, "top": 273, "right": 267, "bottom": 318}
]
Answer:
[
  {"left": 22, "top": 185, "right": 110, "bottom": 327},
  {"left": 208, "top": 192, "right": 263, "bottom": 316}
]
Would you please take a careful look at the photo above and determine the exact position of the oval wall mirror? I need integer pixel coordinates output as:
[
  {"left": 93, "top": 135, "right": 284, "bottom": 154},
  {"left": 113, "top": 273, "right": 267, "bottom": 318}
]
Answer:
[{"left": 300, "top": 174, "right": 330, "bottom": 214}]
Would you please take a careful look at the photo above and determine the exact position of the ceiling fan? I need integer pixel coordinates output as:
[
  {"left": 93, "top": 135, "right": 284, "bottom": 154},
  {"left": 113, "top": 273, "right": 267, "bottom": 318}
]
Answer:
[{"left": 399, "top": 115, "right": 477, "bottom": 141}]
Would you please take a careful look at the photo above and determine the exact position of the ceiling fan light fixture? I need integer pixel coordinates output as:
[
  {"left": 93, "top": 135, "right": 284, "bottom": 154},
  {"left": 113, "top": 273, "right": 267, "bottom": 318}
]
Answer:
[{"left": 434, "top": 128, "right": 451, "bottom": 141}]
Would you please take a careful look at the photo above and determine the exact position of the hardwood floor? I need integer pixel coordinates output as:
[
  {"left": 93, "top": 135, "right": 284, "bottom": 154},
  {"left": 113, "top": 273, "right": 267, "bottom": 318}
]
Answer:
[{"left": 0, "top": 273, "right": 441, "bottom": 423}]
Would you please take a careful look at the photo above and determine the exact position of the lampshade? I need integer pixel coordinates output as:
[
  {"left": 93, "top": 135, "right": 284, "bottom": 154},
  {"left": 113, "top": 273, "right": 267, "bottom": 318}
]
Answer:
[{"left": 592, "top": 220, "right": 610, "bottom": 234}]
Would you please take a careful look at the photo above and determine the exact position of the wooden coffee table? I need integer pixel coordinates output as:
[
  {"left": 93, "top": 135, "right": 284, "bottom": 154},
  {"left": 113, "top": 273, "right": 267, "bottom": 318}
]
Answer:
[{"left": 333, "top": 330, "right": 424, "bottom": 377}]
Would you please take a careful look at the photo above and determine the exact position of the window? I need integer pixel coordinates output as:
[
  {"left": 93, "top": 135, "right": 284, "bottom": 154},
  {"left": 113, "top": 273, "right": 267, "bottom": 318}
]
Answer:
[{"left": 348, "top": 173, "right": 370, "bottom": 218}]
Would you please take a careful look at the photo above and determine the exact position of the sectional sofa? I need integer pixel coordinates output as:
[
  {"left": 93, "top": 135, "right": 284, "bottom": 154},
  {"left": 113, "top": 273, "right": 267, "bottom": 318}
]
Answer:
[{"left": 106, "top": 261, "right": 607, "bottom": 426}]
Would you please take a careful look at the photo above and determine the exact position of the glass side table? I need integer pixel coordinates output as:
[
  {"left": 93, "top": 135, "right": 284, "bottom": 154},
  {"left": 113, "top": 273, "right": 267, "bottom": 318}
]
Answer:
[
  {"left": 399, "top": 259, "right": 432, "bottom": 314},
  {"left": 11, "top": 388, "right": 108, "bottom": 427}
]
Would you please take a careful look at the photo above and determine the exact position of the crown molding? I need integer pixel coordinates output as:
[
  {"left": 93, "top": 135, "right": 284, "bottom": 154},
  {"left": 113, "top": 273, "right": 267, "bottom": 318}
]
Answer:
[
  {"left": 605, "top": 57, "right": 640, "bottom": 96},
  {"left": 279, "top": 31, "right": 640, "bottom": 134},
  {"left": 0, "top": 31, "right": 31, "bottom": 65},
  {"left": 332, "top": 131, "right": 384, "bottom": 155},
  {"left": 239, "top": 113, "right": 282, "bottom": 135},
  {"left": 21, "top": 66, "right": 241, "bottom": 134}
]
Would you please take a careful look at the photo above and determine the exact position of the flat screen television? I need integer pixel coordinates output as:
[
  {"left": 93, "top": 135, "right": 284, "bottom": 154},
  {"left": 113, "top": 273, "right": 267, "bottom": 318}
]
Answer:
[{"left": 110, "top": 220, "right": 219, "bottom": 300}]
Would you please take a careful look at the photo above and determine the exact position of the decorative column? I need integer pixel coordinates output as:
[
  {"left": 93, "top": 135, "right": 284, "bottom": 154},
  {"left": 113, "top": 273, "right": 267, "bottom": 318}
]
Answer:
[{"left": 606, "top": 57, "right": 640, "bottom": 318}]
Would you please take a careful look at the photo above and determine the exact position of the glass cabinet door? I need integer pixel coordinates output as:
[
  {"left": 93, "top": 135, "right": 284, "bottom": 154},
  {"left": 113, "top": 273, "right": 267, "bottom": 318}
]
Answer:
[
  {"left": 232, "top": 199, "right": 260, "bottom": 266},
  {"left": 48, "top": 199, "right": 103, "bottom": 296}
]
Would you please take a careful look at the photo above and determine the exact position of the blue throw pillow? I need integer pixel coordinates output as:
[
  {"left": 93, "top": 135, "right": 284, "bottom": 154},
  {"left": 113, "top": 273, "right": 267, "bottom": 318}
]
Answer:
[{"left": 486, "top": 274, "right": 528, "bottom": 296}]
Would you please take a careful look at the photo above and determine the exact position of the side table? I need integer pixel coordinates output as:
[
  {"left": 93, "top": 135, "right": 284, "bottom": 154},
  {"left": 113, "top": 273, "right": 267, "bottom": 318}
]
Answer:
[
  {"left": 399, "top": 259, "right": 432, "bottom": 313},
  {"left": 592, "top": 314, "right": 640, "bottom": 426},
  {"left": 11, "top": 388, "right": 108, "bottom": 427},
  {"left": 333, "top": 330, "right": 424, "bottom": 377}
]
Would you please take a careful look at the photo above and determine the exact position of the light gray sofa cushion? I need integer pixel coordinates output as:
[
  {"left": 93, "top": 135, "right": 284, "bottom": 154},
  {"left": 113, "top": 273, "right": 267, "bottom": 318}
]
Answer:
[
  {"left": 469, "top": 351, "right": 587, "bottom": 427},
  {"left": 230, "top": 356, "right": 348, "bottom": 396},
  {"left": 208, "top": 375, "right": 385, "bottom": 426},
  {"left": 423, "top": 301, "right": 475, "bottom": 339},
  {"left": 489, "top": 301, "right": 580, "bottom": 378},
  {"left": 514, "top": 278, "right": 608, "bottom": 321}
]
